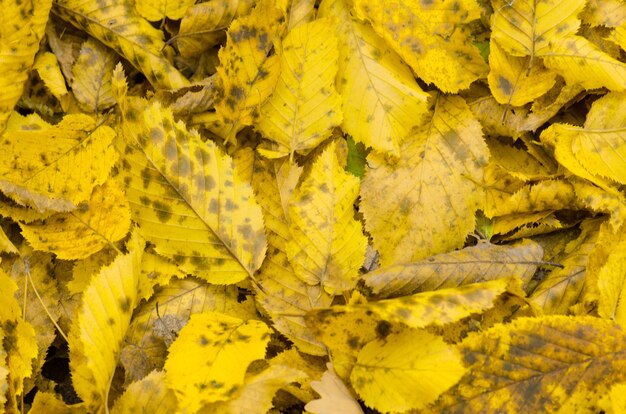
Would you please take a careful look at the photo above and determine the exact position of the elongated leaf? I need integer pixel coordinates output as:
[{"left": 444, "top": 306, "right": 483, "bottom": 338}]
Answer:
[
  {"left": 164, "top": 311, "right": 271, "bottom": 412},
  {"left": 213, "top": 0, "right": 285, "bottom": 142},
  {"left": 543, "top": 36, "right": 626, "bottom": 91},
  {"left": 0, "top": 0, "right": 52, "bottom": 133},
  {"left": 111, "top": 370, "right": 178, "bottom": 414},
  {"left": 351, "top": 328, "right": 465, "bottom": 413},
  {"left": 354, "top": 0, "right": 487, "bottom": 92},
  {"left": 488, "top": 41, "right": 556, "bottom": 107},
  {"left": 287, "top": 140, "right": 367, "bottom": 294},
  {"left": 54, "top": 0, "right": 188, "bottom": 89},
  {"left": 435, "top": 316, "right": 626, "bottom": 413},
  {"left": 257, "top": 18, "right": 342, "bottom": 158},
  {"left": 363, "top": 240, "right": 543, "bottom": 298},
  {"left": 0, "top": 227, "right": 17, "bottom": 254},
  {"left": 19, "top": 181, "right": 131, "bottom": 260},
  {"left": 117, "top": 91, "right": 267, "bottom": 284},
  {"left": 319, "top": 0, "right": 429, "bottom": 156},
  {"left": 597, "top": 242, "right": 626, "bottom": 326},
  {"left": 176, "top": 0, "right": 255, "bottom": 58},
  {"left": 72, "top": 39, "right": 118, "bottom": 113},
  {"left": 69, "top": 237, "right": 143, "bottom": 413},
  {"left": 491, "top": 0, "right": 584, "bottom": 58},
  {"left": 361, "top": 95, "right": 489, "bottom": 265},
  {"left": 0, "top": 113, "right": 116, "bottom": 213},
  {"left": 33, "top": 52, "right": 70, "bottom": 111}
]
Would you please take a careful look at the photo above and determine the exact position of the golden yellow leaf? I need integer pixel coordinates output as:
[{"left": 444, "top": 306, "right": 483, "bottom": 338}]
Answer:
[
  {"left": 287, "top": 0, "right": 315, "bottom": 30},
  {"left": 354, "top": 0, "right": 487, "bottom": 92},
  {"left": 176, "top": 0, "right": 255, "bottom": 58},
  {"left": 581, "top": 0, "right": 626, "bottom": 27},
  {"left": 33, "top": 52, "right": 71, "bottom": 111},
  {"left": 543, "top": 36, "right": 626, "bottom": 90},
  {"left": 521, "top": 81, "right": 585, "bottom": 131},
  {"left": 305, "top": 363, "right": 363, "bottom": 414},
  {"left": 361, "top": 95, "right": 489, "bottom": 265},
  {"left": 135, "top": 0, "right": 194, "bottom": 21},
  {"left": 529, "top": 219, "right": 599, "bottom": 314},
  {"left": 352, "top": 327, "right": 465, "bottom": 413},
  {"left": 68, "top": 247, "right": 118, "bottom": 295},
  {"left": 0, "top": 226, "right": 17, "bottom": 254},
  {"left": 597, "top": 242, "right": 626, "bottom": 326},
  {"left": 257, "top": 18, "right": 342, "bottom": 158},
  {"left": 69, "top": 236, "right": 143, "bottom": 413},
  {"left": 362, "top": 240, "right": 543, "bottom": 298},
  {"left": 117, "top": 96, "right": 266, "bottom": 284},
  {"left": 491, "top": 0, "right": 584, "bottom": 58},
  {"left": 599, "top": 383, "right": 626, "bottom": 414},
  {"left": 54, "top": 0, "right": 188, "bottom": 89},
  {"left": 488, "top": 179, "right": 577, "bottom": 217},
  {"left": 488, "top": 41, "right": 556, "bottom": 107},
  {"left": 137, "top": 251, "right": 185, "bottom": 301},
  {"left": 214, "top": 0, "right": 285, "bottom": 142},
  {"left": 110, "top": 370, "right": 178, "bottom": 414},
  {"left": 19, "top": 181, "right": 131, "bottom": 260},
  {"left": 319, "top": 0, "right": 429, "bottom": 156},
  {"left": 435, "top": 316, "right": 626, "bottom": 413},
  {"left": 121, "top": 277, "right": 257, "bottom": 385},
  {"left": 164, "top": 311, "right": 271, "bottom": 411},
  {"left": 198, "top": 364, "right": 307, "bottom": 414},
  {"left": 0, "top": 112, "right": 116, "bottom": 213},
  {"left": 72, "top": 39, "right": 118, "bottom": 113},
  {"left": 573, "top": 177, "right": 626, "bottom": 231},
  {"left": 0, "top": 0, "right": 52, "bottom": 133},
  {"left": 487, "top": 137, "right": 555, "bottom": 181},
  {"left": 286, "top": 140, "right": 367, "bottom": 294}
]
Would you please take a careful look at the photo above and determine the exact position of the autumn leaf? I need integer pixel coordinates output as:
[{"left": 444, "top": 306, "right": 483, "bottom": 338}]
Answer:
[
  {"left": 305, "top": 363, "right": 363, "bottom": 414},
  {"left": 72, "top": 39, "right": 118, "bottom": 113},
  {"left": 361, "top": 94, "right": 489, "bottom": 265}
]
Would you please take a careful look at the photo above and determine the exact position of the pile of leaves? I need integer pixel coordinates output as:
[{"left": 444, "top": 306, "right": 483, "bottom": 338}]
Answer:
[{"left": 3, "top": 0, "right": 626, "bottom": 412}]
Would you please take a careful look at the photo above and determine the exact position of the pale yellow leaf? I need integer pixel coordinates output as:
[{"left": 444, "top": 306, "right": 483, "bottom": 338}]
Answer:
[{"left": 305, "top": 363, "right": 363, "bottom": 414}]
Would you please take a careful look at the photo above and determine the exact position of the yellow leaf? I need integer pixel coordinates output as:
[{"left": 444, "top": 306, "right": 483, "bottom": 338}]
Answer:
[
  {"left": 543, "top": 36, "right": 626, "bottom": 91},
  {"left": 135, "top": 0, "right": 195, "bottom": 21},
  {"left": 214, "top": 0, "right": 285, "bottom": 142},
  {"left": 597, "top": 242, "right": 626, "bottom": 326},
  {"left": 491, "top": 0, "right": 584, "bottom": 58},
  {"left": 488, "top": 41, "right": 556, "bottom": 107},
  {"left": 351, "top": 327, "right": 465, "bottom": 413},
  {"left": 69, "top": 237, "right": 143, "bottom": 413},
  {"left": 581, "top": 0, "right": 626, "bottom": 27},
  {"left": 257, "top": 18, "right": 342, "bottom": 158},
  {"left": 110, "top": 370, "right": 178, "bottom": 414},
  {"left": 305, "top": 363, "right": 363, "bottom": 414},
  {"left": 362, "top": 240, "right": 544, "bottom": 298},
  {"left": 530, "top": 219, "right": 599, "bottom": 314},
  {"left": 0, "top": 227, "right": 17, "bottom": 254},
  {"left": 19, "top": 181, "right": 131, "bottom": 260},
  {"left": 72, "top": 39, "right": 118, "bottom": 113},
  {"left": 287, "top": 0, "right": 316, "bottom": 30},
  {"left": 599, "top": 383, "right": 626, "bottom": 414},
  {"left": 487, "top": 137, "right": 556, "bottom": 181},
  {"left": 319, "top": 0, "right": 429, "bottom": 156},
  {"left": 121, "top": 277, "right": 257, "bottom": 385},
  {"left": 574, "top": 178, "right": 626, "bottom": 231},
  {"left": 33, "top": 52, "right": 71, "bottom": 111},
  {"left": 269, "top": 349, "right": 327, "bottom": 403},
  {"left": 361, "top": 95, "right": 489, "bottom": 265},
  {"left": 137, "top": 251, "right": 185, "bottom": 301},
  {"left": 198, "top": 364, "right": 307, "bottom": 414},
  {"left": 488, "top": 179, "right": 577, "bottom": 217},
  {"left": 435, "top": 316, "right": 626, "bottom": 413},
  {"left": 0, "top": 0, "right": 52, "bottom": 133},
  {"left": 68, "top": 247, "right": 118, "bottom": 295},
  {"left": 0, "top": 113, "right": 116, "bottom": 213},
  {"left": 176, "top": 0, "right": 255, "bottom": 58},
  {"left": 286, "top": 140, "right": 367, "bottom": 294},
  {"left": 117, "top": 98, "right": 267, "bottom": 284},
  {"left": 256, "top": 244, "right": 332, "bottom": 355},
  {"left": 164, "top": 311, "right": 271, "bottom": 411},
  {"left": 354, "top": 0, "right": 487, "bottom": 92},
  {"left": 54, "top": 0, "right": 188, "bottom": 89}
]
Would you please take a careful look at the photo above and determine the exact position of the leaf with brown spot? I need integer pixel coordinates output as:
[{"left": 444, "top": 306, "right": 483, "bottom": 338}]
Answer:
[
  {"left": 71, "top": 39, "right": 118, "bottom": 113},
  {"left": 116, "top": 87, "right": 267, "bottom": 284}
]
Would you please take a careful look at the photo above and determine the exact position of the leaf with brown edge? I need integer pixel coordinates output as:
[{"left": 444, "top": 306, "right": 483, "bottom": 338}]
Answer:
[
  {"left": 54, "top": 0, "right": 188, "bottom": 90},
  {"left": 0, "top": 112, "right": 117, "bottom": 213},
  {"left": 361, "top": 94, "right": 489, "bottom": 266},
  {"left": 72, "top": 39, "right": 118, "bottom": 113},
  {"left": 116, "top": 91, "right": 267, "bottom": 284},
  {"left": 433, "top": 316, "right": 626, "bottom": 413},
  {"left": 19, "top": 180, "right": 131, "bottom": 260},
  {"left": 362, "top": 240, "right": 544, "bottom": 298},
  {"left": 0, "top": 0, "right": 52, "bottom": 133}
]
